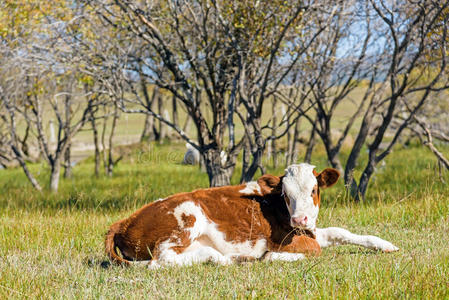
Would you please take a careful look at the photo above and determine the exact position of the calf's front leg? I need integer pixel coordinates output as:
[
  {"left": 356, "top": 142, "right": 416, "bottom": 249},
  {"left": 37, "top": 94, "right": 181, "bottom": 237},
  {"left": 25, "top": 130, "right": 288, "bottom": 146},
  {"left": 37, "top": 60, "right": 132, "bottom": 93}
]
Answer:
[
  {"left": 315, "top": 227, "right": 399, "bottom": 252},
  {"left": 263, "top": 252, "right": 306, "bottom": 262}
]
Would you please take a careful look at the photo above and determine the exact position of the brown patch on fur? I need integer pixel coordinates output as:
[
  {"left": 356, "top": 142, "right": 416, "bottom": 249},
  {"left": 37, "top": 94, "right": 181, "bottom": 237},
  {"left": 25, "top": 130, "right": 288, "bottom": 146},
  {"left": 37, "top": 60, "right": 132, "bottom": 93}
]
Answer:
[
  {"left": 312, "top": 168, "right": 339, "bottom": 207},
  {"left": 278, "top": 235, "right": 322, "bottom": 257},
  {"left": 181, "top": 213, "right": 196, "bottom": 228},
  {"left": 169, "top": 231, "right": 192, "bottom": 254},
  {"left": 257, "top": 175, "right": 282, "bottom": 195}
]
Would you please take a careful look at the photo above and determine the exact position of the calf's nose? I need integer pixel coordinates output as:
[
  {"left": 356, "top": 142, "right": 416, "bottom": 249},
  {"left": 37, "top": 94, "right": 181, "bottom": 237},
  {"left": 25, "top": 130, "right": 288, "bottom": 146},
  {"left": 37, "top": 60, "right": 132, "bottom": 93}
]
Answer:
[{"left": 291, "top": 215, "right": 308, "bottom": 227}]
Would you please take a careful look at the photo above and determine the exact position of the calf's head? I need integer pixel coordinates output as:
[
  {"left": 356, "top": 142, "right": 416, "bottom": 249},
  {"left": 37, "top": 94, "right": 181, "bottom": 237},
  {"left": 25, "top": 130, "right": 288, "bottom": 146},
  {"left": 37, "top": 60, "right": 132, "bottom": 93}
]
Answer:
[
  {"left": 258, "top": 163, "right": 339, "bottom": 232},
  {"left": 283, "top": 163, "right": 339, "bottom": 230}
]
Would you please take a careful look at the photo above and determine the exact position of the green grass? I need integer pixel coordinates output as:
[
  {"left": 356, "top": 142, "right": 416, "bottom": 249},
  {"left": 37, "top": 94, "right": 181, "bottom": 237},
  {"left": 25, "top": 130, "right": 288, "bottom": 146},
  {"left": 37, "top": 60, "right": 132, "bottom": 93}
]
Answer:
[{"left": 0, "top": 142, "right": 448, "bottom": 299}]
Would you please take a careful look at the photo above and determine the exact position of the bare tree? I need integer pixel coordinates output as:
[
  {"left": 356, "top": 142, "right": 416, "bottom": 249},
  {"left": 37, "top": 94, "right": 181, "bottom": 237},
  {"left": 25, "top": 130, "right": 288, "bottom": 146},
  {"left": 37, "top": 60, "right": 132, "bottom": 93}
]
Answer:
[
  {"left": 282, "top": 1, "right": 373, "bottom": 174},
  {"left": 140, "top": 82, "right": 158, "bottom": 142},
  {"left": 392, "top": 93, "right": 449, "bottom": 181},
  {"left": 344, "top": 0, "right": 449, "bottom": 200},
  {"left": 0, "top": 7, "right": 100, "bottom": 192},
  {"left": 0, "top": 83, "right": 43, "bottom": 191},
  {"left": 414, "top": 116, "right": 449, "bottom": 172},
  {"left": 89, "top": 0, "right": 330, "bottom": 186}
]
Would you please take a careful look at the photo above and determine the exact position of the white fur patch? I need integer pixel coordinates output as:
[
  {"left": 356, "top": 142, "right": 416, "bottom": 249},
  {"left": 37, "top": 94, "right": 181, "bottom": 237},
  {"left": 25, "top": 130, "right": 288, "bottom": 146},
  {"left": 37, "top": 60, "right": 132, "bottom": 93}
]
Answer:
[
  {"left": 173, "top": 201, "right": 208, "bottom": 239},
  {"left": 264, "top": 252, "right": 305, "bottom": 262},
  {"left": 159, "top": 201, "right": 268, "bottom": 267},
  {"left": 315, "top": 227, "right": 400, "bottom": 252},
  {"left": 150, "top": 241, "right": 232, "bottom": 268},
  {"left": 239, "top": 181, "right": 262, "bottom": 195}
]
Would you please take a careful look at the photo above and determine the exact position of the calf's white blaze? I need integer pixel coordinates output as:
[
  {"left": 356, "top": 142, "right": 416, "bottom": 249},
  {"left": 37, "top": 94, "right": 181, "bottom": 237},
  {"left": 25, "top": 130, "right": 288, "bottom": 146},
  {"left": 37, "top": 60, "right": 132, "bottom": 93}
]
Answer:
[{"left": 282, "top": 163, "right": 319, "bottom": 231}]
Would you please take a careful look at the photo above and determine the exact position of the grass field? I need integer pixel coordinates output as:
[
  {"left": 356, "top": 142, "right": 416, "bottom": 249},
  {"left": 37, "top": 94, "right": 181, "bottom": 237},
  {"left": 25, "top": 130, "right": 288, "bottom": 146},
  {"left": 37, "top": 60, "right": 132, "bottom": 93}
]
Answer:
[{"left": 0, "top": 142, "right": 448, "bottom": 299}]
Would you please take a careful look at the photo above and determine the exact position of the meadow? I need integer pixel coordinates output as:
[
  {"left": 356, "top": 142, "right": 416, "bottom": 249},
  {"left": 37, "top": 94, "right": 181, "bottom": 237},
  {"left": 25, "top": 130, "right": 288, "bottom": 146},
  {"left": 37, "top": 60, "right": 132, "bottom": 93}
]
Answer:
[{"left": 0, "top": 142, "right": 448, "bottom": 299}]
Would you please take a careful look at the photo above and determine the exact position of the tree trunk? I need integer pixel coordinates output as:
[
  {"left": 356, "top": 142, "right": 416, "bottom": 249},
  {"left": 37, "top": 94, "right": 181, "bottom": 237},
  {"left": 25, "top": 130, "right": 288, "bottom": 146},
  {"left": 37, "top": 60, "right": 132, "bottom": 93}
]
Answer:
[
  {"left": 271, "top": 98, "right": 278, "bottom": 168},
  {"left": 63, "top": 143, "right": 72, "bottom": 179},
  {"left": 157, "top": 95, "right": 166, "bottom": 142},
  {"left": 50, "top": 157, "right": 62, "bottom": 192},
  {"left": 172, "top": 95, "right": 178, "bottom": 128},
  {"left": 140, "top": 84, "right": 158, "bottom": 142},
  {"left": 203, "top": 149, "right": 232, "bottom": 187},
  {"left": 240, "top": 141, "right": 264, "bottom": 183},
  {"left": 285, "top": 102, "right": 295, "bottom": 166},
  {"left": 101, "top": 115, "right": 108, "bottom": 175},
  {"left": 241, "top": 140, "right": 251, "bottom": 183},
  {"left": 344, "top": 107, "right": 376, "bottom": 199},
  {"left": 286, "top": 128, "right": 294, "bottom": 166},
  {"left": 63, "top": 93, "right": 72, "bottom": 179},
  {"left": 241, "top": 150, "right": 263, "bottom": 183},
  {"left": 209, "top": 168, "right": 231, "bottom": 187},
  {"left": 90, "top": 111, "right": 101, "bottom": 177},
  {"left": 141, "top": 114, "right": 155, "bottom": 142},
  {"left": 107, "top": 107, "right": 119, "bottom": 177},
  {"left": 355, "top": 161, "right": 375, "bottom": 201},
  {"left": 20, "top": 124, "right": 30, "bottom": 157}
]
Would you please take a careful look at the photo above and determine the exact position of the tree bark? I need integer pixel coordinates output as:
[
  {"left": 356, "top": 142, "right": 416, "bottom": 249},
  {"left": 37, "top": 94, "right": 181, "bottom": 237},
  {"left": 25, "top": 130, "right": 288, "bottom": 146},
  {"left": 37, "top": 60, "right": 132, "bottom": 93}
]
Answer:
[
  {"left": 63, "top": 143, "right": 72, "bottom": 179},
  {"left": 140, "top": 85, "right": 158, "bottom": 142},
  {"left": 107, "top": 105, "right": 119, "bottom": 177},
  {"left": 240, "top": 132, "right": 265, "bottom": 183},
  {"left": 203, "top": 149, "right": 232, "bottom": 187},
  {"left": 355, "top": 161, "right": 375, "bottom": 201},
  {"left": 101, "top": 114, "right": 108, "bottom": 175},
  {"left": 50, "top": 156, "right": 62, "bottom": 192},
  {"left": 286, "top": 127, "right": 294, "bottom": 166},
  {"left": 172, "top": 95, "right": 178, "bottom": 128},
  {"left": 240, "top": 148, "right": 264, "bottom": 183},
  {"left": 271, "top": 98, "right": 278, "bottom": 168},
  {"left": 90, "top": 110, "right": 101, "bottom": 177},
  {"left": 157, "top": 94, "right": 166, "bottom": 142},
  {"left": 63, "top": 94, "right": 72, "bottom": 179},
  {"left": 241, "top": 140, "right": 251, "bottom": 183},
  {"left": 141, "top": 114, "right": 154, "bottom": 142},
  {"left": 344, "top": 106, "right": 376, "bottom": 199}
]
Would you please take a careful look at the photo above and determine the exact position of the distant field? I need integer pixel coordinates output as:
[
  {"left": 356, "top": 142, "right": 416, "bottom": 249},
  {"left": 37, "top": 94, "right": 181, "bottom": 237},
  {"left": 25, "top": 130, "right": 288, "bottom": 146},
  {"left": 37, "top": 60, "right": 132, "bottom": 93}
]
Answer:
[
  {"left": 28, "top": 84, "right": 375, "bottom": 164},
  {"left": 0, "top": 142, "right": 448, "bottom": 298}
]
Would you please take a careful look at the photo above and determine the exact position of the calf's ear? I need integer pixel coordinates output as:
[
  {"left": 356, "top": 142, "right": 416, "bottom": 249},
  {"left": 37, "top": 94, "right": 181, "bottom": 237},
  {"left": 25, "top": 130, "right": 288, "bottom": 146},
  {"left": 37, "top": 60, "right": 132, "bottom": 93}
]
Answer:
[
  {"left": 315, "top": 168, "right": 340, "bottom": 189},
  {"left": 257, "top": 174, "right": 282, "bottom": 195}
]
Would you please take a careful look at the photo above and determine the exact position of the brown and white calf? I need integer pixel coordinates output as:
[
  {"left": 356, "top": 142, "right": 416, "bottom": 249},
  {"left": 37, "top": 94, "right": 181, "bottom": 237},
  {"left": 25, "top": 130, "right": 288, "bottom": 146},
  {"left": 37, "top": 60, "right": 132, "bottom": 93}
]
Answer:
[{"left": 105, "top": 163, "right": 398, "bottom": 267}]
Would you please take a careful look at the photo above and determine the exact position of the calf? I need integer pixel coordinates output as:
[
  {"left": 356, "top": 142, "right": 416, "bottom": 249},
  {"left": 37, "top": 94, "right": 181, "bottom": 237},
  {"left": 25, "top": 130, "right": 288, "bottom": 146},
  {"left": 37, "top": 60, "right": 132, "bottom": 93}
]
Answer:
[{"left": 105, "top": 163, "right": 398, "bottom": 268}]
